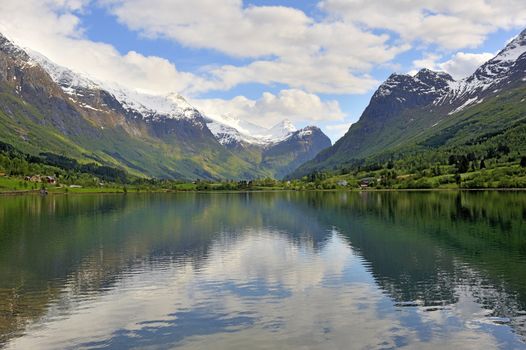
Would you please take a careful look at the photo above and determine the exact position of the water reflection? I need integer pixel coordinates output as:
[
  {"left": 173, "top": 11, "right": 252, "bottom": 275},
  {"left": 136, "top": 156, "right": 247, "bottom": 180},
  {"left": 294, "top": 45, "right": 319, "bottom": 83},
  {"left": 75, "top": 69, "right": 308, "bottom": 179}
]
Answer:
[{"left": 0, "top": 192, "right": 525, "bottom": 349}]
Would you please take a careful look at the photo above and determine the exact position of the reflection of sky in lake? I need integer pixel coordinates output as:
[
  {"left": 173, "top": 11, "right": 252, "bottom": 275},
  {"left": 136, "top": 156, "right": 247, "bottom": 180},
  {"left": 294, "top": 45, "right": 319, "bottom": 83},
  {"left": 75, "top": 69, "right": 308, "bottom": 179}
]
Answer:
[{"left": 6, "top": 228, "right": 525, "bottom": 350}]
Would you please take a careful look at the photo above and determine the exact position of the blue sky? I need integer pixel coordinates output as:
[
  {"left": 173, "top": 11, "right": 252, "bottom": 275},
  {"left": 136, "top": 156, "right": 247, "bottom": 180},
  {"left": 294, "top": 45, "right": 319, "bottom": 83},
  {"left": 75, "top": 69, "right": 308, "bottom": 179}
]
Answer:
[{"left": 1, "top": 0, "right": 525, "bottom": 141}]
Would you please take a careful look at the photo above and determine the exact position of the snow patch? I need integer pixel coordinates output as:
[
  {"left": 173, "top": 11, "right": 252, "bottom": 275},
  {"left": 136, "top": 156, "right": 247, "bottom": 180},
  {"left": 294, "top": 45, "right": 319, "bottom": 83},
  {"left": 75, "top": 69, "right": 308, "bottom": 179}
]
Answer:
[
  {"left": 27, "top": 49, "right": 200, "bottom": 122},
  {"left": 298, "top": 129, "right": 313, "bottom": 137},
  {"left": 448, "top": 97, "right": 480, "bottom": 115}
]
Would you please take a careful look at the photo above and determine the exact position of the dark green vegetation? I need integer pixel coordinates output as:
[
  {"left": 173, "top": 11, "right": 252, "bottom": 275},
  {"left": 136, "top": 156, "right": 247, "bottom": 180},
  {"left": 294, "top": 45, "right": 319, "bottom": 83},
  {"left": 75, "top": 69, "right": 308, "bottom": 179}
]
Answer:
[
  {"left": 0, "top": 77, "right": 266, "bottom": 181},
  {"left": 2, "top": 135, "right": 525, "bottom": 193},
  {"left": 291, "top": 86, "right": 526, "bottom": 189},
  {"left": 291, "top": 84, "right": 526, "bottom": 186},
  {"left": 1, "top": 192, "right": 525, "bottom": 348}
]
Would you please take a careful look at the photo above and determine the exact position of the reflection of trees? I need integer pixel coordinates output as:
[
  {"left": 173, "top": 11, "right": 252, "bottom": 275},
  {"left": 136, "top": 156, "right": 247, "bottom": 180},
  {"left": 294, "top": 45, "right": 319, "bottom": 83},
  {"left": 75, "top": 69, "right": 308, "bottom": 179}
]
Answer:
[{"left": 287, "top": 191, "right": 526, "bottom": 339}]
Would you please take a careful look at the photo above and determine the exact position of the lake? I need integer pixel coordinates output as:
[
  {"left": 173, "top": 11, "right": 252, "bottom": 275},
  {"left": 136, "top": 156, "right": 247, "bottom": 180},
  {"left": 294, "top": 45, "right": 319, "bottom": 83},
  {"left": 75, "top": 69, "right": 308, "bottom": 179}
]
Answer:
[{"left": 0, "top": 191, "right": 526, "bottom": 349}]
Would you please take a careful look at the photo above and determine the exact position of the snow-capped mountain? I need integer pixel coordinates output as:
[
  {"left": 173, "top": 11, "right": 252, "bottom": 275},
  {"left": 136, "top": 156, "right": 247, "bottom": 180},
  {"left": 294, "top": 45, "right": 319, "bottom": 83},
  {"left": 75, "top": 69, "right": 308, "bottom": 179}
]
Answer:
[
  {"left": 205, "top": 114, "right": 303, "bottom": 147},
  {"left": 292, "top": 27, "right": 526, "bottom": 177},
  {"left": 373, "top": 28, "right": 526, "bottom": 115},
  {"left": 29, "top": 50, "right": 203, "bottom": 123},
  {"left": 29, "top": 47, "right": 313, "bottom": 146},
  {"left": 0, "top": 32, "right": 331, "bottom": 180},
  {"left": 0, "top": 33, "right": 34, "bottom": 64},
  {"left": 268, "top": 120, "right": 297, "bottom": 140}
]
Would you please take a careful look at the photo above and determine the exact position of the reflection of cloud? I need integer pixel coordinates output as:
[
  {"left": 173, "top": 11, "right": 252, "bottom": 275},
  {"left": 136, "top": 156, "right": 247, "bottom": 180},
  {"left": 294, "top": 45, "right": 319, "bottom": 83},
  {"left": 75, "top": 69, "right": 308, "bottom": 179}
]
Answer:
[
  {"left": 4, "top": 229, "right": 516, "bottom": 349},
  {"left": 202, "top": 229, "right": 350, "bottom": 291}
]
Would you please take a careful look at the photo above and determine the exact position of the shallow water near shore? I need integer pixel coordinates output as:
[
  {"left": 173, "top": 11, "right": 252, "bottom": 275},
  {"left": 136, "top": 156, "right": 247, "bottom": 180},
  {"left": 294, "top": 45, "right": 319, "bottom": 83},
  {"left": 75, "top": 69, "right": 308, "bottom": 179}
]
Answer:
[{"left": 1, "top": 191, "right": 526, "bottom": 349}]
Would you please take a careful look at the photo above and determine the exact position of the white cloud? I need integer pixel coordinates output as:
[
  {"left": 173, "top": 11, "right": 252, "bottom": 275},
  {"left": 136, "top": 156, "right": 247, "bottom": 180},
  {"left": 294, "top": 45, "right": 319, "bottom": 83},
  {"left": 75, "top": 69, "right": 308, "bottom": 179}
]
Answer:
[
  {"left": 99, "top": 0, "right": 407, "bottom": 94},
  {"left": 439, "top": 52, "right": 495, "bottom": 79},
  {"left": 102, "top": 0, "right": 313, "bottom": 58},
  {"left": 319, "top": 0, "right": 526, "bottom": 50},
  {"left": 0, "top": 0, "right": 409, "bottom": 96},
  {"left": 97, "top": 0, "right": 526, "bottom": 93},
  {"left": 0, "top": 0, "right": 524, "bottom": 135},
  {"left": 191, "top": 89, "right": 345, "bottom": 128},
  {"left": 0, "top": 0, "right": 211, "bottom": 96},
  {"left": 325, "top": 122, "right": 353, "bottom": 140},
  {"left": 411, "top": 52, "right": 495, "bottom": 79}
]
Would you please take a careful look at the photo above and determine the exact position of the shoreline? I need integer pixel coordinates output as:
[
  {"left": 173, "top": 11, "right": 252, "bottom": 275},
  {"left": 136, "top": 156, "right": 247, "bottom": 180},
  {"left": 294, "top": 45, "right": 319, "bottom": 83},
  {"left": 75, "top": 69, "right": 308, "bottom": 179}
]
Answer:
[{"left": 2, "top": 187, "right": 526, "bottom": 196}]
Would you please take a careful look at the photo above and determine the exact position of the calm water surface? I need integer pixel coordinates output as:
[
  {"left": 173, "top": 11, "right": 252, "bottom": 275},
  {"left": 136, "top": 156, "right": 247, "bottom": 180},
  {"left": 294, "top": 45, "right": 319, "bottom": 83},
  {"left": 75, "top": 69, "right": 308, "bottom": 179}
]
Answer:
[{"left": 1, "top": 191, "right": 526, "bottom": 349}]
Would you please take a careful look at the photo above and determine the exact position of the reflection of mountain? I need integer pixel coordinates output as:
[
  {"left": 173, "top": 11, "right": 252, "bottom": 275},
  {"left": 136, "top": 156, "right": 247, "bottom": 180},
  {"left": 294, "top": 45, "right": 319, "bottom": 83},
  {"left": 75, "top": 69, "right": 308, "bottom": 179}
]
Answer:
[
  {"left": 291, "top": 191, "right": 526, "bottom": 338},
  {"left": 1, "top": 192, "right": 526, "bottom": 347},
  {"left": 0, "top": 193, "right": 333, "bottom": 346}
]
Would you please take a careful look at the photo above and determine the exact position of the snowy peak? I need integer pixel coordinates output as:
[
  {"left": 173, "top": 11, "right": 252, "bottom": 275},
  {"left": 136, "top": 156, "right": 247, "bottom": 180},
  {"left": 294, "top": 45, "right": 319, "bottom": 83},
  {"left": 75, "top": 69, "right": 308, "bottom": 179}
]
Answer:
[
  {"left": 106, "top": 85, "right": 201, "bottom": 122},
  {"left": 461, "top": 28, "right": 526, "bottom": 96},
  {"left": 292, "top": 126, "right": 321, "bottom": 139},
  {"left": 29, "top": 50, "right": 99, "bottom": 92},
  {"left": 269, "top": 119, "right": 297, "bottom": 139},
  {"left": 374, "top": 71, "right": 451, "bottom": 99},
  {"left": 205, "top": 113, "right": 268, "bottom": 136},
  {"left": 376, "top": 73, "right": 412, "bottom": 97},
  {"left": 372, "top": 69, "right": 453, "bottom": 108},
  {"left": 206, "top": 117, "right": 270, "bottom": 146},
  {"left": 165, "top": 92, "right": 194, "bottom": 110},
  {"left": 414, "top": 69, "right": 454, "bottom": 90},
  {"left": 494, "top": 28, "right": 526, "bottom": 63},
  {"left": 370, "top": 28, "right": 526, "bottom": 116},
  {"left": 25, "top": 47, "right": 201, "bottom": 122},
  {"left": 0, "top": 33, "right": 31, "bottom": 62},
  {"left": 206, "top": 116, "right": 302, "bottom": 146}
]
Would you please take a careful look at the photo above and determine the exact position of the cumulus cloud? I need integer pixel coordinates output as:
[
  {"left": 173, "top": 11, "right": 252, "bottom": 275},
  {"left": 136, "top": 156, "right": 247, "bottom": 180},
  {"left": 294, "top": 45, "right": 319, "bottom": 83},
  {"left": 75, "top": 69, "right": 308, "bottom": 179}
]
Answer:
[
  {"left": 191, "top": 89, "right": 345, "bottom": 128},
  {"left": 0, "top": 0, "right": 525, "bottom": 134},
  {"left": 325, "top": 122, "right": 353, "bottom": 140},
  {"left": 0, "top": 0, "right": 409, "bottom": 96},
  {"left": 319, "top": 0, "right": 526, "bottom": 50},
  {"left": 0, "top": 0, "right": 210, "bottom": 96},
  {"left": 102, "top": 0, "right": 313, "bottom": 58},
  {"left": 411, "top": 52, "right": 495, "bottom": 79},
  {"left": 96, "top": 0, "right": 526, "bottom": 93},
  {"left": 99, "top": 0, "right": 407, "bottom": 94},
  {"left": 439, "top": 52, "right": 495, "bottom": 79}
]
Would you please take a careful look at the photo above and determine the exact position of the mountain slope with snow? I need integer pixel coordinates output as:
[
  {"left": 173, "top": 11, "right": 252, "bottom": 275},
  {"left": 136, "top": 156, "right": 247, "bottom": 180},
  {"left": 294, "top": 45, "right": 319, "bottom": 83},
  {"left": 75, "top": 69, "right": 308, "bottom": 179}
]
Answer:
[
  {"left": 0, "top": 32, "right": 331, "bottom": 179},
  {"left": 29, "top": 50, "right": 203, "bottom": 123},
  {"left": 292, "top": 28, "right": 526, "bottom": 177}
]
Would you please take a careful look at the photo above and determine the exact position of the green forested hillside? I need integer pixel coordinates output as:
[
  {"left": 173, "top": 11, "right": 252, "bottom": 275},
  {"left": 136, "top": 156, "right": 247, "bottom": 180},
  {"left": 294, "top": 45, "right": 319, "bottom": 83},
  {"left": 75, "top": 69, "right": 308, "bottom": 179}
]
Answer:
[{"left": 288, "top": 85, "right": 526, "bottom": 189}]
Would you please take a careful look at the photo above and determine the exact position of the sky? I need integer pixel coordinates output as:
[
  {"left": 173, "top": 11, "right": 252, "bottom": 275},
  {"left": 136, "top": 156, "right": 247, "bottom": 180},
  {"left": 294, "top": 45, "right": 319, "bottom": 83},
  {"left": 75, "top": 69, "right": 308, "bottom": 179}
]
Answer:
[{"left": 0, "top": 0, "right": 525, "bottom": 142}]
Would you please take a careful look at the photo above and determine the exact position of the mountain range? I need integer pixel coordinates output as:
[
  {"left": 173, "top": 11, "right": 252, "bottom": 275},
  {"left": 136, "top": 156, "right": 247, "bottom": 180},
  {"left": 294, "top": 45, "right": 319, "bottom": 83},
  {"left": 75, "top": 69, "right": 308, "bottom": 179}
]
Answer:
[
  {"left": 0, "top": 33, "right": 331, "bottom": 180},
  {"left": 2, "top": 27, "right": 526, "bottom": 183},
  {"left": 292, "top": 28, "right": 526, "bottom": 178}
]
